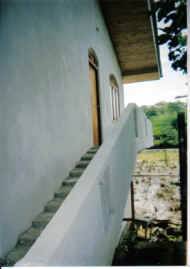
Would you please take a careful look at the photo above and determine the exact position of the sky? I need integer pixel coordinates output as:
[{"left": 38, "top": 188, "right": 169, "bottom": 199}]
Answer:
[{"left": 124, "top": 45, "right": 188, "bottom": 107}]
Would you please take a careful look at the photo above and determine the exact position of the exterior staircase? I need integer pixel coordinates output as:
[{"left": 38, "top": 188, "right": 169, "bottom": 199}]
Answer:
[{"left": 1, "top": 146, "right": 98, "bottom": 266}]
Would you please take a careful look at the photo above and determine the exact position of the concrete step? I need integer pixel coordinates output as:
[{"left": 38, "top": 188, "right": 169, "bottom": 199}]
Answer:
[
  {"left": 81, "top": 153, "right": 94, "bottom": 161},
  {"left": 62, "top": 177, "right": 78, "bottom": 186},
  {"left": 54, "top": 185, "right": 72, "bottom": 198},
  {"left": 32, "top": 212, "right": 54, "bottom": 229},
  {"left": 18, "top": 227, "right": 42, "bottom": 246},
  {"left": 69, "top": 168, "right": 84, "bottom": 178},
  {"left": 87, "top": 147, "right": 99, "bottom": 154},
  {"left": 44, "top": 198, "right": 63, "bottom": 213},
  {"left": 76, "top": 160, "right": 90, "bottom": 169},
  {"left": 2, "top": 147, "right": 98, "bottom": 266},
  {"left": 91, "top": 145, "right": 99, "bottom": 149},
  {"left": 6, "top": 245, "right": 29, "bottom": 266}
]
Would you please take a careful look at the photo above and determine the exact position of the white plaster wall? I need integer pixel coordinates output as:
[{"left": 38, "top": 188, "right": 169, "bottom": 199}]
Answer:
[
  {"left": 0, "top": 0, "right": 124, "bottom": 257},
  {"left": 17, "top": 104, "right": 153, "bottom": 266}
]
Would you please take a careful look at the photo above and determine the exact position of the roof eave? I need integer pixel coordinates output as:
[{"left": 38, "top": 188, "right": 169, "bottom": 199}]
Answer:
[{"left": 99, "top": 0, "right": 162, "bottom": 84}]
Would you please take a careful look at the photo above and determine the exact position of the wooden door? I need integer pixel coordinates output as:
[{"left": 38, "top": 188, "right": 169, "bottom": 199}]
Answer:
[{"left": 89, "top": 64, "right": 101, "bottom": 146}]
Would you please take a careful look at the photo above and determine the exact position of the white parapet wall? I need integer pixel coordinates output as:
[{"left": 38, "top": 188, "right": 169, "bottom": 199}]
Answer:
[{"left": 16, "top": 103, "right": 153, "bottom": 266}]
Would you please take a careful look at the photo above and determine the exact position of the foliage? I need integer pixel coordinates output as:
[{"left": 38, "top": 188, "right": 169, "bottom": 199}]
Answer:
[
  {"left": 154, "top": 0, "right": 187, "bottom": 73},
  {"left": 142, "top": 101, "right": 186, "bottom": 147}
]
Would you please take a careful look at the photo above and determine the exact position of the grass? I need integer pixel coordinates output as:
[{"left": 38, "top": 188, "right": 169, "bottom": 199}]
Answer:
[{"left": 138, "top": 149, "right": 179, "bottom": 164}]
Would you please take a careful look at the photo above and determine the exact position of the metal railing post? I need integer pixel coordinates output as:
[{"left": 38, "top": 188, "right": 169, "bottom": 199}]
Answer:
[{"left": 177, "top": 112, "right": 187, "bottom": 242}]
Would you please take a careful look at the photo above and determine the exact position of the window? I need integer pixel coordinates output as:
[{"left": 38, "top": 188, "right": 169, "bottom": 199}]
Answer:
[{"left": 110, "top": 75, "right": 120, "bottom": 120}]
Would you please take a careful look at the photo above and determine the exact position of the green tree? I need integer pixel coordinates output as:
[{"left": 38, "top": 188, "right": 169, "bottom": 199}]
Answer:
[
  {"left": 143, "top": 101, "right": 186, "bottom": 147},
  {"left": 154, "top": 0, "right": 187, "bottom": 73}
]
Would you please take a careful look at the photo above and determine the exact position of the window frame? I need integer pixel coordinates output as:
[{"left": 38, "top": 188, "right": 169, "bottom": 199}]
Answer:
[{"left": 110, "top": 75, "right": 120, "bottom": 121}]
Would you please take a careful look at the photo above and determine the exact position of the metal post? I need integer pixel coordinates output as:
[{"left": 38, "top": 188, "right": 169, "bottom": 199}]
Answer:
[
  {"left": 177, "top": 112, "right": 187, "bottom": 241},
  {"left": 131, "top": 181, "right": 135, "bottom": 223},
  {"left": 164, "top": 149, "right": 168, "bottom": 166}
]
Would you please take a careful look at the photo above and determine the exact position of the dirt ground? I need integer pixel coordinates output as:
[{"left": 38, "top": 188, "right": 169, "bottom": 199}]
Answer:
[
  {"left": 113, "top": 149, "right": 186, "bottom": 266},
  {"left": 134, "top": 149, "right": 181, "bottom": 224}
]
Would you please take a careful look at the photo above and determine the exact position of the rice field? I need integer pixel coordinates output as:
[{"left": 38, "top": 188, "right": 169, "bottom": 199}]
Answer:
[
  {"left": 113, "top": 148, "right": 185, "bottom": 266},
  {"left": 134, "top": 149, "right": 181, "bottom": 224}
]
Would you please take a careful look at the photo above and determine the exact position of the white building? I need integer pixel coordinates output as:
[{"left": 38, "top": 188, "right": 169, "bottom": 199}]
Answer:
[{"left": 0, "top": 0, "right": 161, "bottom": 266}]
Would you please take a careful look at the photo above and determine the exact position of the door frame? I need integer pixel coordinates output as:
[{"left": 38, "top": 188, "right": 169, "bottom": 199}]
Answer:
[{"left": 88, "top": 50, "right": 102, "bottom": 145}]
